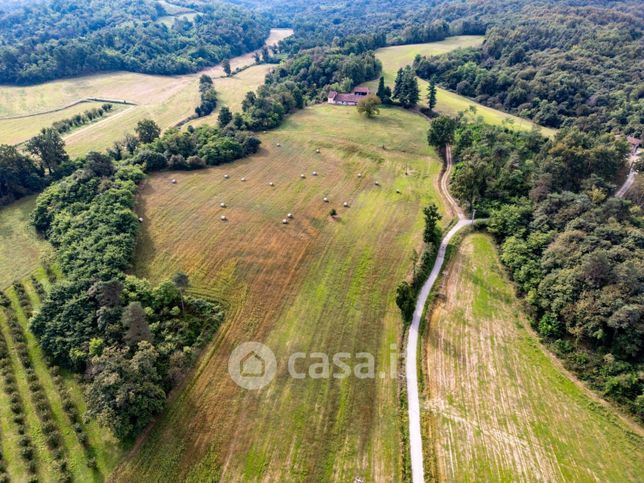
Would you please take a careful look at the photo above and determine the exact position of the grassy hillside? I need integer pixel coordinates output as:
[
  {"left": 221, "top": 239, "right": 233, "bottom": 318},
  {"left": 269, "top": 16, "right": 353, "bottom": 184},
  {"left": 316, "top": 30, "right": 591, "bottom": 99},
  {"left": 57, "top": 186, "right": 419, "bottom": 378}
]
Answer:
[
  {"left": 113, "top": 103, "right": 446, "bottom": 481},
  {"left": 423, "top": 233, "right": 643, "bottom": 481},
  {"left": 0, "top": 29, "right": 292, "bottom": 158},
  {"left": 365, "top": 36, "right": 556, "bottom": 137},
  {"left": 0, "top": 197, "right": 51, "bottom": 289}
]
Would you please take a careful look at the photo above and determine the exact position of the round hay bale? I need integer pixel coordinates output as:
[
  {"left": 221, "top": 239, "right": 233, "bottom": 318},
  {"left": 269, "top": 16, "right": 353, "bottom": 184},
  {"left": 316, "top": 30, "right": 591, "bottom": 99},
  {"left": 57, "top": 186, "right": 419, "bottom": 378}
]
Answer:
[
  {"left": 323, "top": 197, "right": 329, "bottom": 202},
  {"left": 220, "top": 215, "right": 227, "bottom": 221},
  {"left": 300, "top": 174, "right": 306, "bottom": 179},
  {"left": 138, "top": 217, "right": 144, "bottom": 223},
  {"left": 312, "top": 171, "right": 318, "bottom": 176},
  {"left": 241, "top": 177, "right": 246, "bottom": 182},
  {"left": 287, "top": 213, "right": 293, "bottom": 218},
  {"left": 220, "top": 202, "right": 226, "bottom": 208},
  {"left": 357, "top": 173, "right": 362, "bottom": 178},
  {"left": 224, "top": 174, "right": 229, "bottom": 179},
  {"left": 171, "top": 179, "right": 177, "bottom": 184},
  {"left": 276, "top": 143, "right": 281, "bottom": 147},
  {"left": 374, "top": 181, "right": 380, "bottom": 186},
  {"left": 316, "top": 148, "right": 320, "bottom": 153},
  {"left": 343, "top": 202, "right": 349, "bottom": 207},
  {"left": 269, "top": 182, "right": 274, "bottom": 186},
  {"left": 282, "top": 218, "right": 288, "bottom": 224},
  {"left": 396, "top": 189, "right": 401, "bottom": 194}
]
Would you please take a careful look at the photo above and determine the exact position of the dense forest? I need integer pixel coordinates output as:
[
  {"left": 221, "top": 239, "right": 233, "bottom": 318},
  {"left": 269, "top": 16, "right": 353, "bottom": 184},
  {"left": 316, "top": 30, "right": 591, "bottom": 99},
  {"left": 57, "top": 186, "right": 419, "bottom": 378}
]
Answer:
[
  {"left": 427, "top": 114, "right": 643, "bottom": 418},
  {"left": 0, "top": 0, "right": 269, "bottom": 83},
  {"left": 414, "top": 3, "right": 643, "bottom": 136}
]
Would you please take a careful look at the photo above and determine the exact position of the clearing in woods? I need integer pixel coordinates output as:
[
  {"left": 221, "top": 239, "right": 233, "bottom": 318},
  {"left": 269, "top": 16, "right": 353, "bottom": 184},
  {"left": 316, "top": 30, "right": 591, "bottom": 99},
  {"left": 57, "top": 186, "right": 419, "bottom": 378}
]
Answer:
[
  {"left": 0, "top": 197, "right": 52, "bottom": 289},
  {"left": 365, "top": 36, "right": 556, "bottom": 137},
  {"left": 423, "top": 233, "right": 644, "bottom": 481},
  {"left": 0, "top": 28, "right": 292, "bottom": 158},
  {"left": 114, "top": 104, "right": 447, "bottom": 481}
]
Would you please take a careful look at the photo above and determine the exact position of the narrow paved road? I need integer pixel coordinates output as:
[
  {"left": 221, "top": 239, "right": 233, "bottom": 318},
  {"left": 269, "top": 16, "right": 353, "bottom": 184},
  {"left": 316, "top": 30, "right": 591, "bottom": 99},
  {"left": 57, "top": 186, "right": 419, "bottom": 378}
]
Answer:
[
  {"left": 406, "top": 145, "right": 471, "bottom": 482},
  {"left": 616, "top": 149, "right": 639, "bottom": 198}
]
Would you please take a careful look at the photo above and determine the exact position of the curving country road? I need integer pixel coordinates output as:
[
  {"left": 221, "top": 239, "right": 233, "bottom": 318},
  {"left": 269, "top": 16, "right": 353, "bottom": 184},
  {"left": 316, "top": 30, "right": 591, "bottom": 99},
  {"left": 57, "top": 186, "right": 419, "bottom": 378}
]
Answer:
[{"left": 406, "top": 145, "right": 471, "bottom": 482}]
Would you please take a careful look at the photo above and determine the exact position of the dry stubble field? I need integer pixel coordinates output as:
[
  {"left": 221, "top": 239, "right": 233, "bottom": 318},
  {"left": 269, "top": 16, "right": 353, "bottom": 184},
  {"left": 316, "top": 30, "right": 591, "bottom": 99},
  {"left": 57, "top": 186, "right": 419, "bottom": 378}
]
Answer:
[
  {"left": 423, "top": 233, "right": 643, "bottom": 481},
  {"left": 113, "top": 104, "right": 446, "bottom": 481}
]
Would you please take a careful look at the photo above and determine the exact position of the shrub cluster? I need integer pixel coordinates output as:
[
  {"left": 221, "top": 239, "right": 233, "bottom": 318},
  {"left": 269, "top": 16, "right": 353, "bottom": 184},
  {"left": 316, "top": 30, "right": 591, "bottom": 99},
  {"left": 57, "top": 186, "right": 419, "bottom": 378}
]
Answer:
[
  {"left": 44, "top": 264, "right": 58, "bottom": 284},
  {"left": 52, "top": 104, "right": 113, "bottom": 135},
  {"left": 30, "top": 275, "right": 47, "bottom": 301},
  {"left": 0, "top": 292, "right": 9, "bottom": 308}
]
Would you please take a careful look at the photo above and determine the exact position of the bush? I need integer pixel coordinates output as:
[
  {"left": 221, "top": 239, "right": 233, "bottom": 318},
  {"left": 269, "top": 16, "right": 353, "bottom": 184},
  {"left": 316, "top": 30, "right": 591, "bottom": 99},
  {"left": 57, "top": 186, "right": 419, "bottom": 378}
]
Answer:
[
  {"left": 20, "top": 446, "right": 33, "bottom": 460},
  {"left": 46, "top": 432, "right": 61, "bottom": 449},
  {"left": 18, "top": 436, "right": 31, "bottom": 447}
]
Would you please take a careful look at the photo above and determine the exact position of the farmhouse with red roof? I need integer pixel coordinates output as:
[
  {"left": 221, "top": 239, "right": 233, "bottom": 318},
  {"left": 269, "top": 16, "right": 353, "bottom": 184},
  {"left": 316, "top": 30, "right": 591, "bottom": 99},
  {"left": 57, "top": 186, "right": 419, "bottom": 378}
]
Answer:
[{"left": 327, "top": 87, "right": 370, "bottom": 106}]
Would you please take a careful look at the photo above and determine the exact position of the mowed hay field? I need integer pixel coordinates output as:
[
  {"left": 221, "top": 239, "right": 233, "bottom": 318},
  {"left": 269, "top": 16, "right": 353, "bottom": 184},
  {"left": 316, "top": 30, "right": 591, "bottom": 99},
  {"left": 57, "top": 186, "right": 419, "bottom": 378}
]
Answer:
[
  {"left": 0, "top": 197, "right": 51, "bottom": 289},
  {"left": 114, "top": 104, "right": 446, "bottom": 481},
  {"left": 0, "top": 29, "right": 292, "bottom": 158},
  {"left": 365, "top": 36, "right": 556, "bottom": 137},
  {"left": 423, "top": 233, "right": 644, "bottom": 481}
]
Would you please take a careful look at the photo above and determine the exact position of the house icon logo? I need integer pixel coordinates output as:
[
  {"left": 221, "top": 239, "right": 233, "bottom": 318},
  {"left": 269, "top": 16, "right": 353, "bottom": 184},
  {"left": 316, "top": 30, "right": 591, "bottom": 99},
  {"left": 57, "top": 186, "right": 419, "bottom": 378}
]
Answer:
[{"left": 228, "top": 342, "right": 276, "bottom": 390}]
